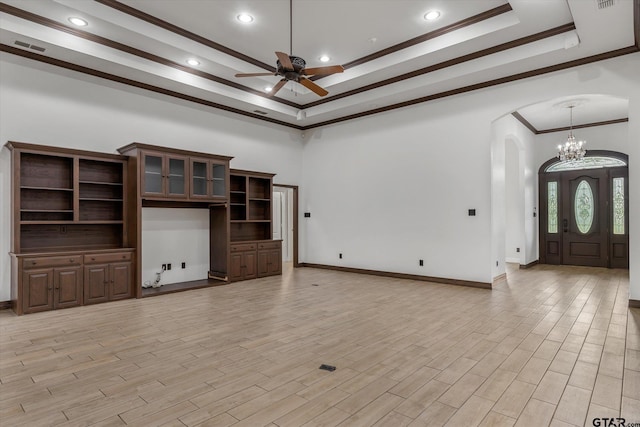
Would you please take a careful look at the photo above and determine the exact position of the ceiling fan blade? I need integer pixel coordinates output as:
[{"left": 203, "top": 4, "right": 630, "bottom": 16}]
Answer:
[
  {"left": 302, "top": 65, "right": 345, "bottom": 76},
  {"left": 275, "top": 51, "right": 294, "bottom": 70},
  {"left": 235, "top": 72, "right": 276, "bottom": 77},
  {"left": 270, "top": 79, "right": 287, "bottom": 96},
  {"left": 298, "top": 77, "right": 329, "bottom": 97}
]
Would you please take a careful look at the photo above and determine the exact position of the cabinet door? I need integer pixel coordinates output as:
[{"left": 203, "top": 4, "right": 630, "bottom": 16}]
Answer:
[
  {"left": 84, "top": 264, "right": 109, "bottom": 304},
  {"left": 268, "top": 249, "right": 282, "bottom": 275},
  {"left": 230, "top": 252, "right": 244, "bottom": 281},
  {"left": 22, "top": 268, "right": 53, "bottom": 313},
  {"left": 244, "top": 251, "right": 257, "bottom": 280},
  {"left": 54, "top": 267, "right": 82, "bottom": 309},
  {"left": 257, "top": 250, "right": 269, "bottom": 276},
  {"left": 190, "top": 158, "right": 210, "bottom": 199},
  {"left": 109, "top": 262, "right": 132, "bottom": 300},
  {"left": 166, "top": 155, "right": 188, "bottom": 198},
  {"left": 210, "top": 160, "right": 227, "bottom": 198},
  {"left": 142, "top": 152, "right": 165, "bottom": 196}
]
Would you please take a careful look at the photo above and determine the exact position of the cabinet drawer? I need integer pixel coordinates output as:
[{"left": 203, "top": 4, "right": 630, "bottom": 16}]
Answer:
[
  {"left": 23, "top": 255, "right": 82, "bottom": 269},
  {"left": 258, "top": 241, "right": 281, "bottom": 250},
  {"left": 84, "top": 252, "right": 132, "bottom": 264},
  {"left": 230, "top": 243, "right": 256, "bottom": 252}
]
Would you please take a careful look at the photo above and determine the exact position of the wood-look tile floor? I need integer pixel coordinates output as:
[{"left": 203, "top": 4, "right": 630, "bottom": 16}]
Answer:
[{"left": 1, "top": 264, "right": 639, "bottom": 427}]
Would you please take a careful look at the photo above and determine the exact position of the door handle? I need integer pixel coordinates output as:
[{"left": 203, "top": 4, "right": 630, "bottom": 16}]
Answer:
[{"left": 563, "top": 219, "right": 568, "bottom": 232}]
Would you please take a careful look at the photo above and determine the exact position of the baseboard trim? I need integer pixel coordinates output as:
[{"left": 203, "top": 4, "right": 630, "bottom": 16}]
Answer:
[
  {"left": 630, "top": 299, "right": 640, "bottom": 308},
  {"left": 0, "top": 300, "right": 12, "bottom": 310},
  {"left": 493, "top": 273, "right": 507, "bottom": 284},
  {"left": 519, "top": 260, "right": 539, "bottom": 270},
  {"left": 299, "top": 263, "right": 492, "bottom": 289}
]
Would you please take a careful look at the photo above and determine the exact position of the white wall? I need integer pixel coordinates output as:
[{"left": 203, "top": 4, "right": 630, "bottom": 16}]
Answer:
[
  {"left": 141, "top": 208, "right": 210, "bottom": 286},
  {"left": 302, "top": 53, "right": 640, "bottom": 288},
  {"left": 2, "top": 51, "right": 640, "bottom": 299},
  {"left": 0, "top": 55, "right": 303, "bottom": 301},
  {"left": 505, "top": 140, "right": 523, "bottom": 264}
]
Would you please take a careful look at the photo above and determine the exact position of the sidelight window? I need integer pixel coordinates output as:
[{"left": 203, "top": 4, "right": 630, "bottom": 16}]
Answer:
[
  {"left": 548, "top": 181, "right": 558, "bottom": 233},
  {"left": 613, "top": 177, "right": 625, "bottom": 234}
]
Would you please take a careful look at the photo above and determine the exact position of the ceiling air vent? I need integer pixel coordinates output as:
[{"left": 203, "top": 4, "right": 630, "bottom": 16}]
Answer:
[
  {"left": 14, "top": 40, "right": 46, "bottom": 52},
  {"left": 252, "top": 110, "right": 268, "bottom": 115},
  {"left": 596, "top": 0, "right": 615, "bottom": 9}
]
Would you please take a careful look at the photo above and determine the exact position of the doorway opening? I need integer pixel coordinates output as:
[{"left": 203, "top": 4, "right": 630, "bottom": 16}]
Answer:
[
  {"left": 273, "top": 184, "right": 299, "bottom": 273},
  {"left": 539, "top": 150, "right": 628, "bottom": 268}
]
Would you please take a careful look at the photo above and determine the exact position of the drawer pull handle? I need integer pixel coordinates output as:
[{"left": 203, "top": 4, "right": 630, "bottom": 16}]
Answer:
[
  {"left": 91, "top": 257, "right": 96, "bottom": 261},
  {"left": 70, "top": 259, "right": 74, "bottom": 262},
  {"left": 31, "top": 261, "right": 37, "bottom": 265},
  {"left": 122, "top": 255, "right": 126, "bottom": 259}
]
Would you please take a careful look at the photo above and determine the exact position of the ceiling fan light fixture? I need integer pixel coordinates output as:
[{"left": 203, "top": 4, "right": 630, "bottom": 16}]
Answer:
[
  {"left": 319, "top": 55, "right": 330, "bottom": 63},
  {"left": 186, "top": 58, "right": 200, "bottom": 66},
  {"left": 236, "top": 13, "right": 254, "bottom": 23},
  {"left": 424, "top": 10, "right": 441, "bottom": 21},
  {"left": 68, "top": 17, "right": 88, "bottom": 26}
]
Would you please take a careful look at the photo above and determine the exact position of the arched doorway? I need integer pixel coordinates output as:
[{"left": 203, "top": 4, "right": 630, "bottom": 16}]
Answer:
[{"left": 539, "top": 150, "right": 629, "bottom": 268}]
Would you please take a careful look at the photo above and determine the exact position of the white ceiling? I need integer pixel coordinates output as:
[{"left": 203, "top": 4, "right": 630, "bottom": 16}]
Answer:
[{"left": 0, "top": 0, "right": 637, "bottom": 130}]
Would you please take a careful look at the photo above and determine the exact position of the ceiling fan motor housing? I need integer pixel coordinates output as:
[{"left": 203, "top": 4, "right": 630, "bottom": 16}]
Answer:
[{"left": 277, "top": 55, "right": 306, "bottom": 80}]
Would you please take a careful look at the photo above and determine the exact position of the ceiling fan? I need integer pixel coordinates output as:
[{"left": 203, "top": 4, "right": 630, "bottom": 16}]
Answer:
[{"left": 234, "top": 0, "right": 344, "bottom": 97}]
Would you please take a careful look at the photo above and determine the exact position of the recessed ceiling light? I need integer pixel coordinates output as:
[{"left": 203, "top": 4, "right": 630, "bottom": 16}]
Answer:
[
  {"left": 186, "top": 58, "right": 200, "bottom": 66},
  {"left": 237, "top": 13, "right": 254, "bottom": 23},
  {"left": 68, "top": 17, "right": 88, "bottom": 26},
  {"left": 265, "top": 86, "right": 273, "bottom": 93},
  {"left": 319, "top": 55, "right": 330, "bottom": 63},
  {"left": 424, "top": 10, "right": 441, "bottom": 21}
]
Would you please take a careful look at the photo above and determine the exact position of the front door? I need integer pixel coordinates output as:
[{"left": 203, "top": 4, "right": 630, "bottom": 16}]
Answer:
[
  {"left": 539, "top": 153, "right": 629, "bottom": 268},
  {"left": 561, "top": 169, "right": 608, "bottom": 267}
]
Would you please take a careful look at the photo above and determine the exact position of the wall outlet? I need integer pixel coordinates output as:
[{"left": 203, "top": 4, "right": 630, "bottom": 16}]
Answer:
[
  {"left": 162, "top": 264, "right": 167, "bottom": 271},
  {"left": 167, "top": 263, "right": 172, "bottom": 270},
  {"left": 182, "top": 262, "right": 186, "bottom": 269},
  {"left": 419, "top": 259, "right": 424, "bottom": 266},
  {"left": 339, "top": 253, "right": 343, "bottom": 259},
  {"left": 516, "top": 248, "right": 520, "bottom": 253},
  {"left": 496, "top": 261, "right": 499, "bottom": 266}
]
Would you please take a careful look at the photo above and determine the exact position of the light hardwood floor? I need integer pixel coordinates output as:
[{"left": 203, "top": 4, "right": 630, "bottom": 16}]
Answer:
[{"left": 1, "top": 264, "right": 639, "bottom": 426}]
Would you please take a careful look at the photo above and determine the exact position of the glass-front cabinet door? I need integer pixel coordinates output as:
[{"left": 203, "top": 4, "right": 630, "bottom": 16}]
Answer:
[
  {"left": 141, "top": 152, "right": 187, "bottom": 198},
  {"left": 190, "top": 158, "right": 209, "bottom": 198},
  {"left": 190, "top": 158, "right": 227, "bottom": 199},
  {"left": 142, "top": 152, "right": 164, "bottom": 196},
  {"left": 210, "top": 161, "right": 226, "bottom": 198},
  {"left": 166, "top": 155, "right": 187, "bottom": 198}
]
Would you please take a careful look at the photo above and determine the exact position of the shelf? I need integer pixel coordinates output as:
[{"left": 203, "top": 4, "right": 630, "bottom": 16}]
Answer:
[
  {"left": 231, "top": 220, "right": 271, "bottom": 223},
  {"left": 231, "top": 191, "right": 246, "bottom": 194},
  {"left": 230, "top": 203, "right": 246, "bottom": 206},
  {"left": 79, "top": 181, "right": 123, "bottom": 186},
  {"left": 249, "top": 198, "right": 271, "bottom": 202},
  {"left": 20, "top": 220, "right": 76, "bottom": 225},
  {"left": 80, "top": 198, "right": 123, "bottom": 202},
  {"left": 21, "top": 209, "right": 73, "bottom": 213},
  {"left": 21, "top": 186, "right": 73, "bottom": 191}
]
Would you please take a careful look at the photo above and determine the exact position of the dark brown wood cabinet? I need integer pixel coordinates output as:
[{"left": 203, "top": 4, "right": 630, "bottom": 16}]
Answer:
[
  {"left": 257, "top": 241, "right": 282, "bottom": 277},
  {"left": 83, "top": 252, "right": 132, "bottom": 304},
  {"left": 140, "top": 151, "right": 188, "bottom": 199},
  {"left": 227, "top": 170, "right": 282, "bottom": 282},
  {"left": 230, "top": 243, "right": 258, "bottom": 281},
  {"left": 118, "top": 143, "right": 233, "bottom": 294},
  {"left": 6, "top": 142, "right": 134, "bottom": 315}
]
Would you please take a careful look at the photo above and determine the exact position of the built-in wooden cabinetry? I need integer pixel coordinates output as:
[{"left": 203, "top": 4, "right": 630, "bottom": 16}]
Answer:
[
  {"left": 229, "top": 169, "right": 282, "bottom": 281},
  {"left": 118, "top": 143, "right": 233, "bottom": 295},
  {"left": 6, "top": 142, "right": 134, "bottom": 315}
]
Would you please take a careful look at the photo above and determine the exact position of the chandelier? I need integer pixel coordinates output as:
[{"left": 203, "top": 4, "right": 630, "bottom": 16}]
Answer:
[{"left": 557, "top": 105, "right": 586, "bottom": 161}]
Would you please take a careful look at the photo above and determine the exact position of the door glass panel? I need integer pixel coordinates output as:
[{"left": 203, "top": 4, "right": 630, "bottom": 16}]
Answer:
[
  {"left": 211, "top": 164, "right": 226, "bottom": 197},
  {"left": 144, "top": 155, "right": 162, "bottom": 193},
  {"left": 575, "top": 180, "right": 594, "bottom": 234},
  {"left": 168, "top": 158, "right": 185, "bottom": 195},
  {"left": 613, "top": 177, "right": 625, "bottom": 235},
  {"left": 192, "top": 161, "right": 207, "bottom": 196},
  {"left": 548, "top": 181, "right": 558, "bottom": 233}
]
